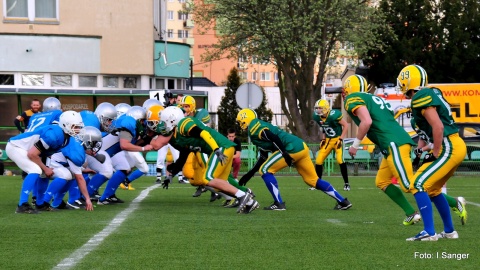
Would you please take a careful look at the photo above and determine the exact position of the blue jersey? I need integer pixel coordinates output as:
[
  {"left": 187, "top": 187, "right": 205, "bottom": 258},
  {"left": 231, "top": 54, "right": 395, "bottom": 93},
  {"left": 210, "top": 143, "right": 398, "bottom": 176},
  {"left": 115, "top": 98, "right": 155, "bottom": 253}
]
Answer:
[
  {"left": 9, "top": 125, "right": 69, "bottom": 157},
  {"left": 102, "top": 114, "right": 138, "bottom": 157},
  {"left": 25, "top": 109, "right": 62, "bottom": 132},
  {"left": 59, "top": 137, "right": 86, "bottom": 167},
  {"left": 80, "top": 110, "right": 101, "bottom": 130}
]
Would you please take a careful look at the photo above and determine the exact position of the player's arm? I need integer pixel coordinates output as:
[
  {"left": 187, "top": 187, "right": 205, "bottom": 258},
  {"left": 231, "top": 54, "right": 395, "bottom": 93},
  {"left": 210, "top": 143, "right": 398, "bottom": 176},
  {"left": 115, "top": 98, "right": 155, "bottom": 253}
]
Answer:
[
  {"left": 119, "top": 130, "right": 153, "bottom": 152},
  {"left": 73, "top": 173, "right": 94, "bottom": 211},
  {"left": 28, "top": 144, "right": 54, "bottom": 177},
  {"left": 260, "top": 129, "right": 293, "bottom": 166},
  {"left": 348, "top": 106, "right": 371, "bottom": 156},
  {"left": 166, "top": 147, "right": 191, "bottom": 176},
  {"left": 239, "top": 149, "right": 268, "bottom": 186},
  {"left": 188, "top": 126, "right": 220, "bottom": 150},
  {"left": 339, "top": 118, "right": 348, "bottom": 140},
  {"left": 150, "top": 133, "right": 173, "bottom": 150},
  {"left": 423, "top": 107, "right": 443, "bottom": 158},
  {"left": 14, "top": 112, "right": 27, "bottom": 133}
]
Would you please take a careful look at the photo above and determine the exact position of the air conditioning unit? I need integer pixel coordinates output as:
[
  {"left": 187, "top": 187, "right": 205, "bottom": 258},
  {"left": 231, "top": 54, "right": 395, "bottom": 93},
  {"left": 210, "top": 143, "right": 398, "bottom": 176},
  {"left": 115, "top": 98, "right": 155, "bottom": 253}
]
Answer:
[{"left": 183, "top": 19, "right": 194, "bottom": 28}]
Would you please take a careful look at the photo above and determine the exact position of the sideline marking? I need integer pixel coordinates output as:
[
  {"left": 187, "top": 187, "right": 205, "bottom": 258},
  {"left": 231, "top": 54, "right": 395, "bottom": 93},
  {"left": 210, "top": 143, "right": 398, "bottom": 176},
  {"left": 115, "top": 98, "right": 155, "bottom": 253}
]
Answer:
[
  {"left": 326, "top": 219, "right": 347, "bottom": 226},
  {"left": 53, "top": 184, "right": 160, "bottom": 270},
  {"left": 467, "top": 200, "right": 480, "bottom": 207}
]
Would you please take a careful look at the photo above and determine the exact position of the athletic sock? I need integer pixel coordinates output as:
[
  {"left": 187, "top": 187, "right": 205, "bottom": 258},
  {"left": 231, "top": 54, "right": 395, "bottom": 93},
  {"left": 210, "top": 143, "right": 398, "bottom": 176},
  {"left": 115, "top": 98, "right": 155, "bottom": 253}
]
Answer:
[
  {"left": 67, "top": 181, "right": 80, "bottom": 204},
  {"left": 315, "top": 164, "right": 323, "bottom": 179},
  {"left": 443, "top": 194, "right": 458, "bottom": 208},
  {"left": 42, "top": 178, "right": 68, "bottom": 205},
  {"left": 384, "top": 184, "right": 416, "bottom": 216},
  {"left": 315, "top": 179, "right": 345, "bottom": 202},
  {"left": 19, "top": 173, "right": 39, "bottom": 205},
  {"left": 431, "top": 193, "right": 455, "bottom": 233},
  {"left": 339, "top": 163, "right": 349, "bottom": 184},
  {"left": 100, "top": 170, "right": 127, "bottom": 201},
  {"left": 261, "top": 173, "right": 283, "bottom": 203},
  {"left": 414, "top": 191, "right": 435, "bottom": 236},
  {"left": 228, "top": 175, "right": 247, "bottom": 192},
  {"left": 88, "top": 174, "right": 107, "bottom": 195},
  {"left": 127, "top": 169, "right": 145, "bottom": 183},
  {"left": 34, "top": 177, "right": 50, "bottom": 205}
]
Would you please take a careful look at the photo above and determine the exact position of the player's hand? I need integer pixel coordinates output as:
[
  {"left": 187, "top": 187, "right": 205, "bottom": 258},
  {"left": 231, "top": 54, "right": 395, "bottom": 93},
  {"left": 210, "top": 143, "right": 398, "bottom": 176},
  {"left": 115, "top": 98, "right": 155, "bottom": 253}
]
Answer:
[
  {"left": 44, "top": 167, "right": 54, "bottom": 178},
  {"left": 422, "top": 153, "right": 437, "bottom": 164},
  {"left": 214, "top": 148, "right": 228, "bottom": 165},
  {"left": 162, "top": 176, "right": 171, "bottom": 189},
  {"left": 348, "top": 146, "right": 358, "bottom": 157},
  {"left": 84, "top": 199, "right": 94, "bottom": 211},
  {"left": 189, "top": 146, "right": 202, "bottom": 152},
  {"left": 413, "top": 148, "right": 423, "bottom": 156},
  {"left": 283, "top": 152, "right": 294, "bottom": 167},
  {"left": 239, "top": 174, "right": 253, "bottom": 186},
  {"left": 143, "top": 144, "right": 153, "bottom": 151},
  {"left": 336, "top": 138, "right": 343, "bottom": 149}
]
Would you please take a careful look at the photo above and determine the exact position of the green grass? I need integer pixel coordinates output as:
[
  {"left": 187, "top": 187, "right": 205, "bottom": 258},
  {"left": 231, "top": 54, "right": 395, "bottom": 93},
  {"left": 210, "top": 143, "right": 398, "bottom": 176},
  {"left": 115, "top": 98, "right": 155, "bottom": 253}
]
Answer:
[{"left": 0, "top": 175, "right": 478, "bottom": 269}]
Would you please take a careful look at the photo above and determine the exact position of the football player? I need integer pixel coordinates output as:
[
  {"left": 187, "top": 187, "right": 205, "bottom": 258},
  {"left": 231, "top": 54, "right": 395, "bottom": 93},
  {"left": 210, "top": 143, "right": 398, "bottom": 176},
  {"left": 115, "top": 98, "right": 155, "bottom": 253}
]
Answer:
[
  {"left": 313, "top": 99, "right": 350, "bottom": 190},
  {"left": 398, "top": 65, "right": 467, "bottom": 241},
  {"left": 236, "top": 108, "right": 351, "bottom": 211},
  {"left": 343, "top": 74, "right": 420, "bottom": 226}
]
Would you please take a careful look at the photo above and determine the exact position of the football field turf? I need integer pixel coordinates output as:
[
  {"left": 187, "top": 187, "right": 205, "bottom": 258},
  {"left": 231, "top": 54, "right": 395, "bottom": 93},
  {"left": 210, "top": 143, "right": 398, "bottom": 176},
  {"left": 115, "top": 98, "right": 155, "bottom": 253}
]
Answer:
[{"left": 0, "top": 175, "right": 478, "bottom": 269}]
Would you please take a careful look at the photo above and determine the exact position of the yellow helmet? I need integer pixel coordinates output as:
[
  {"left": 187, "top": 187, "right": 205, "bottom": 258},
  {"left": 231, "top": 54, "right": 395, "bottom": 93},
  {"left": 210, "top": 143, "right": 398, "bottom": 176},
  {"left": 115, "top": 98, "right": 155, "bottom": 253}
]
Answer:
[
  {"left": 146, "top": 104, "right": 165, "bottom": 131},
  {"left": 314, "top": 99, "right": 330, "bottom": 117},
  {"left": 236, "top": 108, "right": 257, "bottom": 130},
  {"left": 397, "top": 65, "right": 428, "bottom": 98},
  {"left": 343, "top": 75, "right": 368, "bottom": 97},
  {"left": 180, "top": 95, "right": 196, "bottom": 115}
]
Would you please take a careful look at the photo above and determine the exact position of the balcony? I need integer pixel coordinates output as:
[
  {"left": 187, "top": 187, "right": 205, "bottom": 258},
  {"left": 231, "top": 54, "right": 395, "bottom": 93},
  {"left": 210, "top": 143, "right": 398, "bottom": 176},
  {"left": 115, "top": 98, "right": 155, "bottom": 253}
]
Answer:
[{"left": 183, "top": 19, "right": 194, "bottom": 28}]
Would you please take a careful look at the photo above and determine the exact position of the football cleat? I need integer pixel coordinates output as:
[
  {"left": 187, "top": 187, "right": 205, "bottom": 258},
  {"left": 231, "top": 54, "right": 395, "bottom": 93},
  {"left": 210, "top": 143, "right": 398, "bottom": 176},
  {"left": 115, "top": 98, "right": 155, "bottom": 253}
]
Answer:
[
  {"left": 224, "top": 198, "right": 240, "bottom": 208},
  {"left": 16, "top": 203, "right": 39, "bottom": 214},
  {"left": 333, "top": 198, "right": 352, "bottom": 210},
  {"left": 35, "top": 202, "right": 55, "bottom": 212},
  {"left": 403, "top": 211, "right": 421, "bottom": 226},
  {"left": 263, "top": 201, "right": 286, "bottom": 211},
  {"left": 192, "top": 186, "right": 206, "bottom": 197},
  {"left": 209, "top": 192, "right": 221, "bottom": 202},
  {"left": 242, "top": 200, "right": 260, "bottom": 214},
  {"left": 438, "top": 231, "right": 459, "bottom": 239},
  {"left": 452, "top": 197, "right": 467, "bottom": 225},
  {"left": 343, "top": 183, "right": 351, "bottom": 191},
  {"left": 107, "top": 194, "right": 124, "bottom": 203},
  {"left": 120, "top": 182, "right": 135, "bottom": 190},
  {"left": 236, "top": 192, "right": 253, "bottom": 214},
  {"left": 406, "top": 230, "right": 438, "bottom": 241}
]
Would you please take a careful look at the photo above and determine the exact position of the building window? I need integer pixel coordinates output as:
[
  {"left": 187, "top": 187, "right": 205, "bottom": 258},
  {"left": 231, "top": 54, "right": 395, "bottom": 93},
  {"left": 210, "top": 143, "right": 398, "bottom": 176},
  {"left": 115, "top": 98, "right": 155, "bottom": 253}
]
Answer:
[
  {"left": 274, "top": 72, "right": 279, "bottom": 82},
  {"left": 52, "top": 75, "right": 72, "bottom": 87},
  {"left": 178, "top": 30, "right": 189, "bottom": 38},
  {"left": 167, "top": 29, "right": 174, "bottom": 38},
  {"left": 239, "top": 72, "right": 248, "bottom": 80},
  {"left": 178, "top": 12, "right": 188, "bottom": 20},
  {"left": 260, "top": 72, "right": 270, "bottom": 81},
  {"left": 178, "top": 0, "right": 186, "bottom": 3},
  {"left": 79, "top": 76, "right": 97, "bottom": 87},
  {"left": 155, "top": 78, "right": 165, "bottom": 89},
  {"left": 167, "top": 11, "right": 174, "bottom": 20},
  {"left": 103, "top": 76, "right": 119, "bottom": 88},
  {"left": 252, "top": 72, "right": 257, "bottom": 81},
  {"left": 22, "top": 74, "right": 44, "bottom": 86},
  {"left": 124, "top": 77, "right": 138, "bottom": 89},
  {"left": 0, "top": 74, "right": 14, "bottom": 85},
  {"left": 5, "top": 0, "right": 58, "bottom": 20},
  {"left": 251, "top": 56, "right": 258, "bottom": 64}
]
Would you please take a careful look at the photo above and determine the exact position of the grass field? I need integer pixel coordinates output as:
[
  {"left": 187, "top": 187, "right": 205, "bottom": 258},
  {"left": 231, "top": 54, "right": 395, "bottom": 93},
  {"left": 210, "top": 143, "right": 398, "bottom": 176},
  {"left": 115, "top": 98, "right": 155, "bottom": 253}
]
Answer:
[{"left": 0, "top": 174, "right": 478, "bottom": 270}]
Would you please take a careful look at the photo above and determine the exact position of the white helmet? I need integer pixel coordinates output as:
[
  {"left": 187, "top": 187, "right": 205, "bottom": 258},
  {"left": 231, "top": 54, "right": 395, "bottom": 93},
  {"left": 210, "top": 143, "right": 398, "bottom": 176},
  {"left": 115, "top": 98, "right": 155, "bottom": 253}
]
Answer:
[
  {"left": 159, "top": 106, "right": 184, "bottom": 135},
  {"left": 43, "top": 97, "right": 61, "bottom": 112},
  {"left": 126, "top": 105, "right": 146, "bottom": 121},
  {"left": 115, "top": 103, "right": 131, "bottom": 117},
  {"left": 82, "top": 126, "right": 102, "bottom": 154},
  {"left": 142, "top": 99, "right": 162, "bottom": 112},
  {"left": 59, "top": 110, "right": 84, "bottom": 140},
  {"left": 94, "top": 102, "right": 117, "bottom": 132}
]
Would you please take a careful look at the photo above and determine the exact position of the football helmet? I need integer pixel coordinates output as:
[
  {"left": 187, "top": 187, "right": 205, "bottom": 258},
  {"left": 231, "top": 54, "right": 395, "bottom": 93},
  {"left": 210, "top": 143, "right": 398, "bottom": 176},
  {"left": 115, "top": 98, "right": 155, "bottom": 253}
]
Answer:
[
  {"left": 43, "top": 97, "right": 62, "bottom": 112},
  {"left": 146, "top": 104, "right": 165, "bottom": 131},
  {"left": 126, "top": 105, "right": 146, "bottom": 121},
  {"left": 397, "top": 65, "right": 428, "bottom": 98},
  {"left": 59, "top": 110, "right": 84, "bottom": 140},
  {"left": 236, "top": 108, "right": 257, "bottom": 130},
  {"left": 180, "top": 95, "right": 196, "bottom": 115},
  {"left": 115, "top": 103, "right": 131, "bottom": 117},
  {"left": 94, "top": 102, "right": 117, "bottom": 132},
  {"left": 158, "top": 106, "right": 184, "bottom": 135},
  {"left": 343, "top": 75, "right": 368, "bottom": 97},
  {"left": 81, "top": 126, "right": 102, "bottom": 154},
  {"left": 142, "top": 99, "right": 163, "bottom": 112},
  {"left": 314, "top": 99, "right": 330, "bottom": 117}
]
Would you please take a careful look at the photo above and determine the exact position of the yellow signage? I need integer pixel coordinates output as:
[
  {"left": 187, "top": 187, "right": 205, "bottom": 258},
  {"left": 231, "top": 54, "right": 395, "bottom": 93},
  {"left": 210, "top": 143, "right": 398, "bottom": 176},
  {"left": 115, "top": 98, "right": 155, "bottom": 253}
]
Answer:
[{"left": 429, "top": 83, "right": 480, "bottom": 123}]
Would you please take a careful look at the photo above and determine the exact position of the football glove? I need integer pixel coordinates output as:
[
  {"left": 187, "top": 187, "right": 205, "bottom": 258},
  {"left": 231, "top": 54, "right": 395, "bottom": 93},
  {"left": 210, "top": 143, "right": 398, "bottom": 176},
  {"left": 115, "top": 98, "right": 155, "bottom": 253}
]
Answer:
[
  {"left": 412, "top": 156, "right": 421, "bottom": 169},
  {"left": 422, "top": 153, "right": 437, "bottom": 165},
  {"left": 413, "top": 148, "right": 423, "bottom": 156},
  {"left": 162, "top": 176, "right": 171, "bottom": 189},
  {"left": 214, "top": 148, "right": 228, "bottom": 165}
]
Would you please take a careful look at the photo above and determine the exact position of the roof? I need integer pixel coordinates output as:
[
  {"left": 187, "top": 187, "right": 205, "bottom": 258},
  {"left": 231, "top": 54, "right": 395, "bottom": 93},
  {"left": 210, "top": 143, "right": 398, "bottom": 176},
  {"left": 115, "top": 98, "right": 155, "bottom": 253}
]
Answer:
[{"left": 186, "top": 77, "right": 217, "bottom": 88}]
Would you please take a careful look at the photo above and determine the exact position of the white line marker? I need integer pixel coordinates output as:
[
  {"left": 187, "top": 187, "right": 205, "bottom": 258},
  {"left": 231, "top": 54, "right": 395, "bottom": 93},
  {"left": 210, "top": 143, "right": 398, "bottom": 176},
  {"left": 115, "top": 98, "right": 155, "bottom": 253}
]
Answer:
[
  {"left": 326, "top": 219, "right": 347, "bottom": 226},
  {"left": 53, "top": 184, "right": 159, "bottom": 270},
  {"left": 466, "top": 200, "right": 480, "bottom": 207}
]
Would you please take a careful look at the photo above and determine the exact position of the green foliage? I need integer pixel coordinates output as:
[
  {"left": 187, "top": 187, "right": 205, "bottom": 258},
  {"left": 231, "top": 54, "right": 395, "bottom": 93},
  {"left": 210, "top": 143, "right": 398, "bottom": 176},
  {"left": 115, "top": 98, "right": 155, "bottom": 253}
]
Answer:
[
  {"left": 364, "top": 0, "right": 480, "bottom": 84},
  {"left": 217, "top": 67, "right": 274, "bottom": 142},
  {"left": 192, "top": 0, "right": 390, "bottom": 142}
]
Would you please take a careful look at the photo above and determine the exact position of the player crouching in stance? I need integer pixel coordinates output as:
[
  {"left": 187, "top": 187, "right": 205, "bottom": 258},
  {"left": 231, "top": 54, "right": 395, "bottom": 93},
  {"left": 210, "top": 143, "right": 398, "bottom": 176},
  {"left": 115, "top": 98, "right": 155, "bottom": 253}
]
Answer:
[
  {"left": 236, "top": 109, "right": 351, "bottom": 211},
  {"left": 149, "top": 106, "right": 260, "bottom": 214}
]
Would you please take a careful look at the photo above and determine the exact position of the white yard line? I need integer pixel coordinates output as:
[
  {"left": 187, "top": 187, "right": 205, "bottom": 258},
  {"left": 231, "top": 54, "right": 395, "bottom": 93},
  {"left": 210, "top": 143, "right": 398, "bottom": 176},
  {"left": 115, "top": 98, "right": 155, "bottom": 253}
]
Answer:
[
  {"left": 326, "top": 219, "right": 347, "bottom": 226},
  {"left": 466, "top": 200, "right": 480, "bottom": 207},
  {"left": 53, "top": 184, "right": 160, "bottom": 270}
]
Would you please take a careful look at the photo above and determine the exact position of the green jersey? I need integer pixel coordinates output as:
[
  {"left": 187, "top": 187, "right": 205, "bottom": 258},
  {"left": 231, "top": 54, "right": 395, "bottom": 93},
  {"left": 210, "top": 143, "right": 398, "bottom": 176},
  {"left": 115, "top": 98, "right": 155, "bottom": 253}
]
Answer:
[
  {"left": 312, "top": 109, "right": 344, "bottom": 138},
  {"left": 344, "top": 92, "right": 415, "bottom": 156},
  {"left": 248, "top": 118, "right": 304, "bottom": 154},
  {"left": 194, "top": 108, "right": 211, "bottom": 125},
  {"left": 171, "top": 116, "right": 234, "bottom": 155},
  {"left": 411, "top": 87, "right": 458, "bottom": 141}
]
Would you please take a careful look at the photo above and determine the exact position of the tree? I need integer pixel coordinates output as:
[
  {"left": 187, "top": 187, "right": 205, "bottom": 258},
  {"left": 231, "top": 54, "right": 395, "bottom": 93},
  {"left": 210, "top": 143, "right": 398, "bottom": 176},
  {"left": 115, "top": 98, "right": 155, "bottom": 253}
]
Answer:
[
  {"left": 217, "top": 67, "right": 273, "bottom": 142},
  {"left": 192, "top": 0, "right": 390, "bottom": 142},
  {"left": 364, "top": 0, "right": 480, "bottom": 85}
]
